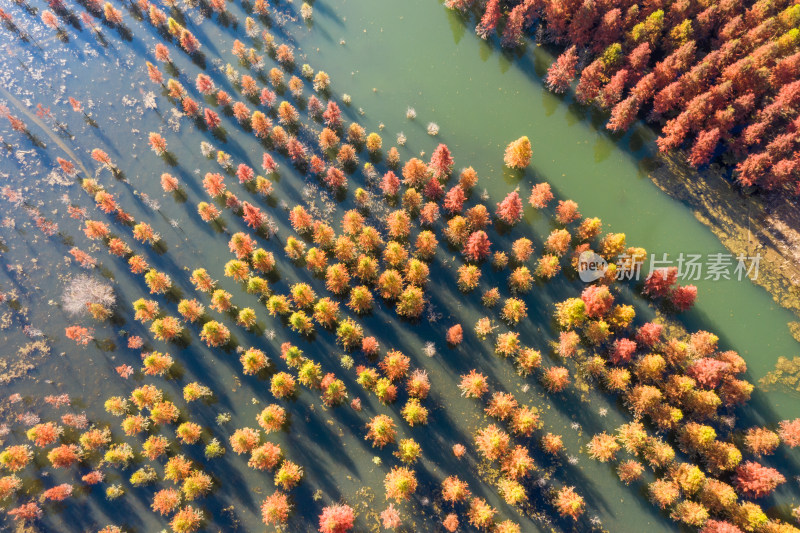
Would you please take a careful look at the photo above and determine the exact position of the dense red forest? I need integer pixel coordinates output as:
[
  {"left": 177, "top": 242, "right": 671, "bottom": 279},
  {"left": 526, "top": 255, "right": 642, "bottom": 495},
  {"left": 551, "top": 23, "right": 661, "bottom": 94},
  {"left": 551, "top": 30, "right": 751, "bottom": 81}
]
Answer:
[{"left": 446, "top": 0, "right": 800, "bottom": 195}]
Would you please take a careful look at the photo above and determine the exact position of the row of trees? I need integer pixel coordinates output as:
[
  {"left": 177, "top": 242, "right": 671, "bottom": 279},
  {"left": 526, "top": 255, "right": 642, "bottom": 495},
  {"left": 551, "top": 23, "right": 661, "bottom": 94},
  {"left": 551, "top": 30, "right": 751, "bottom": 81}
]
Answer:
[
  {"left": 137, "top": 44, "right": 594, "bottom": 526},
  {"left": 0, "top": 0, "right": 367, "bottom": 531},
  {"left": 132, "top": 11, "right": 800, "bottom": 527},
  {"left": 5, "top": 0, "right": 796, "bottom": 529},
  {"left": 447, "top": 0, "right": 800, "bottom": 195}
]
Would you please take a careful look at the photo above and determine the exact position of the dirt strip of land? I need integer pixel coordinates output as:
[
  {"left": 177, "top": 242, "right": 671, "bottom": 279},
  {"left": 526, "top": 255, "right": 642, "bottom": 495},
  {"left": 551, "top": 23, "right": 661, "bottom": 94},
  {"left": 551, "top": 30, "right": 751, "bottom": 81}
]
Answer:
[{"left": 649, "top": 152, "right": 800, "bottom": 341}]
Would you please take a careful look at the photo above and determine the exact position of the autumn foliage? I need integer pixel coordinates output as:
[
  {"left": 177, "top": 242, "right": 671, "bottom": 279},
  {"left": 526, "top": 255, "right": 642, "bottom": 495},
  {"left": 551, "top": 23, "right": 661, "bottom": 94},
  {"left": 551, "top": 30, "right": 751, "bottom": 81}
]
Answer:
[
  {"left": 455, "top": 0, "right": 800, "bottom": 194},
  {"left": 319, "top": 504, "right": 355, "bottom": 533},
  {"left": 503, "top": 137, "right": 532, "bottom": 169}
]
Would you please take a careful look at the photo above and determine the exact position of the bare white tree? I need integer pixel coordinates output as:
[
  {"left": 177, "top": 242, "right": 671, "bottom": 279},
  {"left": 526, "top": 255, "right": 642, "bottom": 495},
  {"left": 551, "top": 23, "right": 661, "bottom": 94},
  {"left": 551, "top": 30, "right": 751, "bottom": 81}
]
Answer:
[{"left": 61, "top": 275, "right": 115, "bottom": 316}]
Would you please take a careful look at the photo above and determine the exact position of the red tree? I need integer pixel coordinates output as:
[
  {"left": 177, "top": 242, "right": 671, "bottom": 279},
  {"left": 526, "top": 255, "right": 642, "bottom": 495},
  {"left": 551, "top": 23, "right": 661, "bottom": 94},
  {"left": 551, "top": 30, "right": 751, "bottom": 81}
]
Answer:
[
  {"left": 636, "top": 322, "right": 663, "bottom": 346},
  {"left": 447, "top": 324, "right": 464, "bottom": 346},
  {"left": 381, "top": 171, "right": 400, "bottom": 196},
  {"left": 196, "top": 73, "right": 215, "bottom": 95},
  {"left": 529, "top": 182, "right": 554, "bottom": 208},
  {"left": 671, "top": 284, "right": 697, "bottom": 311},
  {"left": 778, "top": 418, "right": 800, "bottom": 448},
  {"left": 607, "top": 96, "right": 641, "bottom": 133},
  {"left": 429, "top": 144, "right": 454, "bottom": 180},
  {"left": 688, "top": 128, "right": 721, "bottom": 167},
  {"left": 594, "top": 9, "right": 623, "bottom": 51},
  {"left": 476, "top": 0, "right": 501, "bottom": 40},
  {"left": 424, "top": 177, "right": 444, "bottom": 201},
  {"left": 8, "top": 502, "right": 41, "bottom": 522},
  {"left": 204, "top": 108, "right": 221, "bottom": 130},
  {"left": 444, "top": 186, "right": 466, "bottom": 214},
  {"left": 546, "top": 46, "right": 578, "bottom": 94},
  {"left": 628, "top": 43, "right": 652, "bottom": 73},
  {"left": 599, "top": 69, "right": 628, "bottom": 108},
  {"left": 496, "top": 191, "right": 524, "bottom": 225},
  {"left": 501, "top": 5, "right": 526, "bottom": 48},
  {"left": 464, "top": 231, "right": 491, "bottom": 262},
  {"left": 733, "top": 461, "right": 785, "bottom": 498},
  {"left": 643, "top": 267, "right": 678, "bottom": 298},
  {"left": 735, "top": 153, "right": 772, "bottom": 187},
  {"left": 610, "top": 338, "right": 637, "bottom": 365},
  {"left": 241, "top": 203, "right": 265, "bottom": 229},
  {"left": 236, "top": 164, "right": 255, "bottom": 183},
  {"left": 687, "top": 358, "right": 730, "bottom": 389},
  {"left": 581, "top": 285, "right": 614, "bottom": 318},
  {"left": 323, "top": 101, "right": 342, "bottom": 129},
  {"left": 179, "top": 30, "right": 201, "bottom": 54},
  {"left": 575, "top": 60, "right": 604, "bottom": 104},
  {"left": 318, "top": 504, "right": 355, "bottom": 533}
]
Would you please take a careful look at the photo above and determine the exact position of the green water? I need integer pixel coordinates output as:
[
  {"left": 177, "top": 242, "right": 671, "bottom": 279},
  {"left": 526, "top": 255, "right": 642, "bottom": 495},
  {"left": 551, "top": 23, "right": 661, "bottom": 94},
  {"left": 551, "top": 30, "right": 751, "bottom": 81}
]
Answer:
[
  {"left": 303, "top": 0, "right": 800, "bottom": 399},
  {"left": 0, "top": 0, "right": 797, "bottom": 531}
]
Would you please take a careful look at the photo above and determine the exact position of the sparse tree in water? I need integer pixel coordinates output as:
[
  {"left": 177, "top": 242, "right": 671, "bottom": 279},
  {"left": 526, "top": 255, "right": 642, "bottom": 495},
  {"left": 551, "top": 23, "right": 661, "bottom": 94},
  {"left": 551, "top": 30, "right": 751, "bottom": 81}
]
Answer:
[
  {"left": 318, "top": 504, "right": 354, "bottom": 533},
  {"left": 503, "top": 137, "right": 532, "bottom": 169}
]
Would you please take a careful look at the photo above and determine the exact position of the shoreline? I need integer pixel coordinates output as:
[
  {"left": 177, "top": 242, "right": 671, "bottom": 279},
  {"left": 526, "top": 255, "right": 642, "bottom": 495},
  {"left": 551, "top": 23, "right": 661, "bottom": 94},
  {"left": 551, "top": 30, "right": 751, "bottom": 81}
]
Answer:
[{"left": 649, "top": 152, "right": 800, "bottom": 340}]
